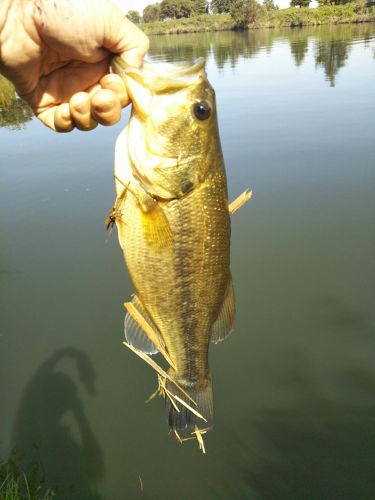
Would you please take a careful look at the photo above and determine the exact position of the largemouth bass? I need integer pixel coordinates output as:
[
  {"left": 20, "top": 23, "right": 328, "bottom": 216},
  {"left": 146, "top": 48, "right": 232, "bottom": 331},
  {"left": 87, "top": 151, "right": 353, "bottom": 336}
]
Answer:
[{"left": 110, "top": 56, "right": 250, "bottom": 434}]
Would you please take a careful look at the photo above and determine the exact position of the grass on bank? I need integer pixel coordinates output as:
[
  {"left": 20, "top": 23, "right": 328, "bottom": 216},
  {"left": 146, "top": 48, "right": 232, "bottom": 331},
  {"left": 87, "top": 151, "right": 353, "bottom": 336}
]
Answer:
[
  {"left": 268, "top": 2, "right": 375, "bottom": 27},
  {"left": 0, "top": 458, "right": 55, "bottom": 500},
  {"left": 140, "top": 3, "right": 375, "bottom": 34}
]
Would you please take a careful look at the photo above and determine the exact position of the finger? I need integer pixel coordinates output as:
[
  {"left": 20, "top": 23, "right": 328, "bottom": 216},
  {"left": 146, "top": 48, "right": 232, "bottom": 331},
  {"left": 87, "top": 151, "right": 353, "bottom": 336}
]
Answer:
[
  {"left": 116, "top": 20, "right": 149, "bottom": 68},
  {"left": 54, "top": 103, "right": 75, "bottom": 132},
  {"left": 36, "top": 107, "right": 58, "bottom": 130},
  {"left": 91, "top": 89, "right": 121, "bottom": 127},
  {"left": 86, "top": 83, "right": 102, "bottom": 98},
  {"left": 100, "top": 74, "right": 129, "bottom": 108},
  {"left": 69, "top": 92, "right": 98, "bottom": 131},
  {"left": 101, "top": 5, "right": 149, "bottom": 68}
]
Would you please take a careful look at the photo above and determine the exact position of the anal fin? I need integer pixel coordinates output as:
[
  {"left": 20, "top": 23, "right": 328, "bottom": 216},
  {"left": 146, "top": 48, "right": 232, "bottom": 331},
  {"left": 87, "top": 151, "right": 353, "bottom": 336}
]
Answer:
[
  {"left": 229, "top": 189, "right": 252, "bottom": 216},
  {"left": 124, "top": 296, "right": 160, "bottom": 355},
  {"left": 211, "top": 276, "right": 235, "bottom": 344},
  {"left": 124, "top": 296, "right": 176, "bottom": 369}
]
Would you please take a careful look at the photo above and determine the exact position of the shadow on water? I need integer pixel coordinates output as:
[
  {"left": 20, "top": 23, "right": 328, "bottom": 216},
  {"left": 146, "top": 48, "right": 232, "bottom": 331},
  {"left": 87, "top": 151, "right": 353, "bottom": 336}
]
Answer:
[{"left": 11, "top": 347, "right": 104, "bottom": 499}]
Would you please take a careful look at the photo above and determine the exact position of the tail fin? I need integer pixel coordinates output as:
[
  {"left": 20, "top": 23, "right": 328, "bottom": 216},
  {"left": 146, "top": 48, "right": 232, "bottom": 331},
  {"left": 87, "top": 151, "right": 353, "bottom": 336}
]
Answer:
[{"left": 165, "top": 374, "right": 214, "bottom": 433}]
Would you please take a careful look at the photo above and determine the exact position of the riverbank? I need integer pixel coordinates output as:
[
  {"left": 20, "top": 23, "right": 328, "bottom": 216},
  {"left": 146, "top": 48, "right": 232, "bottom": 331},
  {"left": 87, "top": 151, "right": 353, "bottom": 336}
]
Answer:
[{"left": 141, "top": 4, "right": 375, "bottom": 35}]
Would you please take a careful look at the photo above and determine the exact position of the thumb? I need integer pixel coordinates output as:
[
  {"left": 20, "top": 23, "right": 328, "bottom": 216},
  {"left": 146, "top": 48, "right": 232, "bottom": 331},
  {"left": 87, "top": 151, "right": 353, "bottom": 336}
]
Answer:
[{"left": 100, "top": 1, "right": 149, "bottom": 67}]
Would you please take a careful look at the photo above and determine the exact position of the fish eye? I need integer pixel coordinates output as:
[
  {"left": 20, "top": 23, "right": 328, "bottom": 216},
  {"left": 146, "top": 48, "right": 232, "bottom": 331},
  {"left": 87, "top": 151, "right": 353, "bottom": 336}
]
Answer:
[{"left": 193, "top": 102, "right": 211, "bottom": 121}]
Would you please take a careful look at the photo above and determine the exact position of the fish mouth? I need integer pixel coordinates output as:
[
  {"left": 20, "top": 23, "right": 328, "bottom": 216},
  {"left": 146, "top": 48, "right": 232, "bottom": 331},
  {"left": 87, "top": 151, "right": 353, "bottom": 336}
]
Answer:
[
  {"left": 112, "top": 56, "right": 206, "bottom": 86},
  {"left": 111, "top": 57, "right": 207, "bottom": 119},
  {"left": 140, "top": 57, "right": 206, "bottom": 81}
]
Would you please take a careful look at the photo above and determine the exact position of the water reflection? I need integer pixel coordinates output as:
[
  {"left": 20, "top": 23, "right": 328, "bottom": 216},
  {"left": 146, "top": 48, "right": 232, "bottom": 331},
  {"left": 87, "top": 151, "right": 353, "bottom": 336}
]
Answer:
[
  {"left": 212, "top": 30, "right": 276, "bottom": 68},
  {"left": 0, "top": 97, "right": 33, "bottom": 130},
  {"left": 148, "top": 29, "right": 277, "bottom": 68},
  {"left": 0, "top": 76, "right": 33, "bottom": 130},
  {"left": 11, "top": 348, "right": 104, "bottom": 499},
  {"left": 290, "top": 35, "right": 309, "bottom": 67},
  {"left": 149, "top": 24, "right": 375, "bottom": 86},
  {"left": 315, "top": 38, "right": 351, "bottom": 87}
]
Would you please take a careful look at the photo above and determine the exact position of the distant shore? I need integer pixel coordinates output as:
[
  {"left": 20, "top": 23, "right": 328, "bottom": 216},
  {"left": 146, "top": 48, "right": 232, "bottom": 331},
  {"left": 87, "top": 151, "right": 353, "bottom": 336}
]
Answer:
[{"left": 140, "top": 5, "right": 375, "bottom": 36}]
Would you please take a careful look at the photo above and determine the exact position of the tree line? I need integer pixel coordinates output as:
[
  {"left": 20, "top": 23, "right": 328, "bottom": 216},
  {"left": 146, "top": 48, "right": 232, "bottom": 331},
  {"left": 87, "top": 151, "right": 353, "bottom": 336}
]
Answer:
[{"left": 126, "top": 0, "right": 358, "bottom": 24}]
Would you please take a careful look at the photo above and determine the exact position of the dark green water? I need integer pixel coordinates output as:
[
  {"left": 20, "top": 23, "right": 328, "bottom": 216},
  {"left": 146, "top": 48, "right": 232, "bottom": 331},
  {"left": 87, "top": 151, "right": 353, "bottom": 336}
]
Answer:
[{"left": 1, "top": 24, "right": 375, "bottom": 499}]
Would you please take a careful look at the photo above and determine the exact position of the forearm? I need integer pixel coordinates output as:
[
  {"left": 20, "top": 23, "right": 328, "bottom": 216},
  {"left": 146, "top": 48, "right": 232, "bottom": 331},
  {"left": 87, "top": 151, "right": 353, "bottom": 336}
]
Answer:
[{"left": 0, "top": 0, "right": 13, "bottom": 33}]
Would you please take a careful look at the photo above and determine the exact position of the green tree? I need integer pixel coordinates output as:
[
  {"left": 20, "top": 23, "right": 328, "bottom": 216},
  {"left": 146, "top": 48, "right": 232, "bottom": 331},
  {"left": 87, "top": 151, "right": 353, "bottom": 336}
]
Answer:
[
  {"left": 143, "top": 3, "right": 161, "bottom": 22},
  {"left": 210, "top": 0, "right": 235, "bottom": 12},
  {"left": 127, "top": 10, "right": 141, "bottom": 23},
  {"left": 290, "top": 0, "right": 310, "bottom": 7},
  {"left": 191, "top": 0, "right": 209, "bottom": 14},
  {"left": 230, "top": 0, "right": 266, "bottom": 28},
  {"left": 160, "top": 0, "right": 195, "bottom": 18},
  {"left": 263, "top": 0, "right": 278, "bottom": 9}
]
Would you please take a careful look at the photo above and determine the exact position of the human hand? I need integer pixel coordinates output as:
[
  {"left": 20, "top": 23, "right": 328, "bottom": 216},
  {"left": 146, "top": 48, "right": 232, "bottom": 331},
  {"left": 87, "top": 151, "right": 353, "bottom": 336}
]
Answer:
[{"left": 0, "top": 0, "right": 149, "bottom": 132}]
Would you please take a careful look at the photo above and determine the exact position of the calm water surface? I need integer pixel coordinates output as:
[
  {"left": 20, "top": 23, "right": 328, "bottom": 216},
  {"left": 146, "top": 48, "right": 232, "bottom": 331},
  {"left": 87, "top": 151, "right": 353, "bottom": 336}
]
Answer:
[{"left": 1, "top": 24, "right": 375, "bottom": 499}]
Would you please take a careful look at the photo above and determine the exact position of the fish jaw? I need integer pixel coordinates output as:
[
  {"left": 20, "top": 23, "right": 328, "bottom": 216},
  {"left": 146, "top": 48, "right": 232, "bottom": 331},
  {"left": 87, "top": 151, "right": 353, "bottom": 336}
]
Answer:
[{"left": 112, "top": 56, "right": 220, "bottom": 200}]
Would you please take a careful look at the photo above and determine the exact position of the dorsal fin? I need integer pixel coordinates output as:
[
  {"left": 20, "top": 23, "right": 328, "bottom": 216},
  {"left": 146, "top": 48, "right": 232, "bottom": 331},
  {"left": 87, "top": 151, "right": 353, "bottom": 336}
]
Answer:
[
  {"left": 229, "top": 189, "right": 252, "bottom": 215},
  {"left": 211, "top": 277, "right": 235, "bottom": 344}
]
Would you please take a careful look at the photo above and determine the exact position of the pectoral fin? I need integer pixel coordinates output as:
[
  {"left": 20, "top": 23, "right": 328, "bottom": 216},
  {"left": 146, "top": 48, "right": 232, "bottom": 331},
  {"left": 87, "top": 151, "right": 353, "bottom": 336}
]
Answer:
[
  {"left": 229, "top": 189, "right": 252, "bottom": 216},
  {"left": 140, "top": 203, "right": 172, "bottom": 249},
  {"left": 124, "top": 296, "right": 176, "bottom": 369},
  {"left": 211, "top": 276, "right": 235, "bottom": 344},
  {"left": 116, "top": 176, "right": 172, "bottom": 248}
]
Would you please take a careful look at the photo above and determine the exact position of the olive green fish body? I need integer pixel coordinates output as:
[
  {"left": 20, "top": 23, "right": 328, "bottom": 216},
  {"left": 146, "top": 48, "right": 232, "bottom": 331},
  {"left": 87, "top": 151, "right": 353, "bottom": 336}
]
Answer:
[
  {"left": 112, "top": 56, "right": 234, "bottom": 431},
  {"left": 118, "top": 162, "right": 230, "bottom": 385}
]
